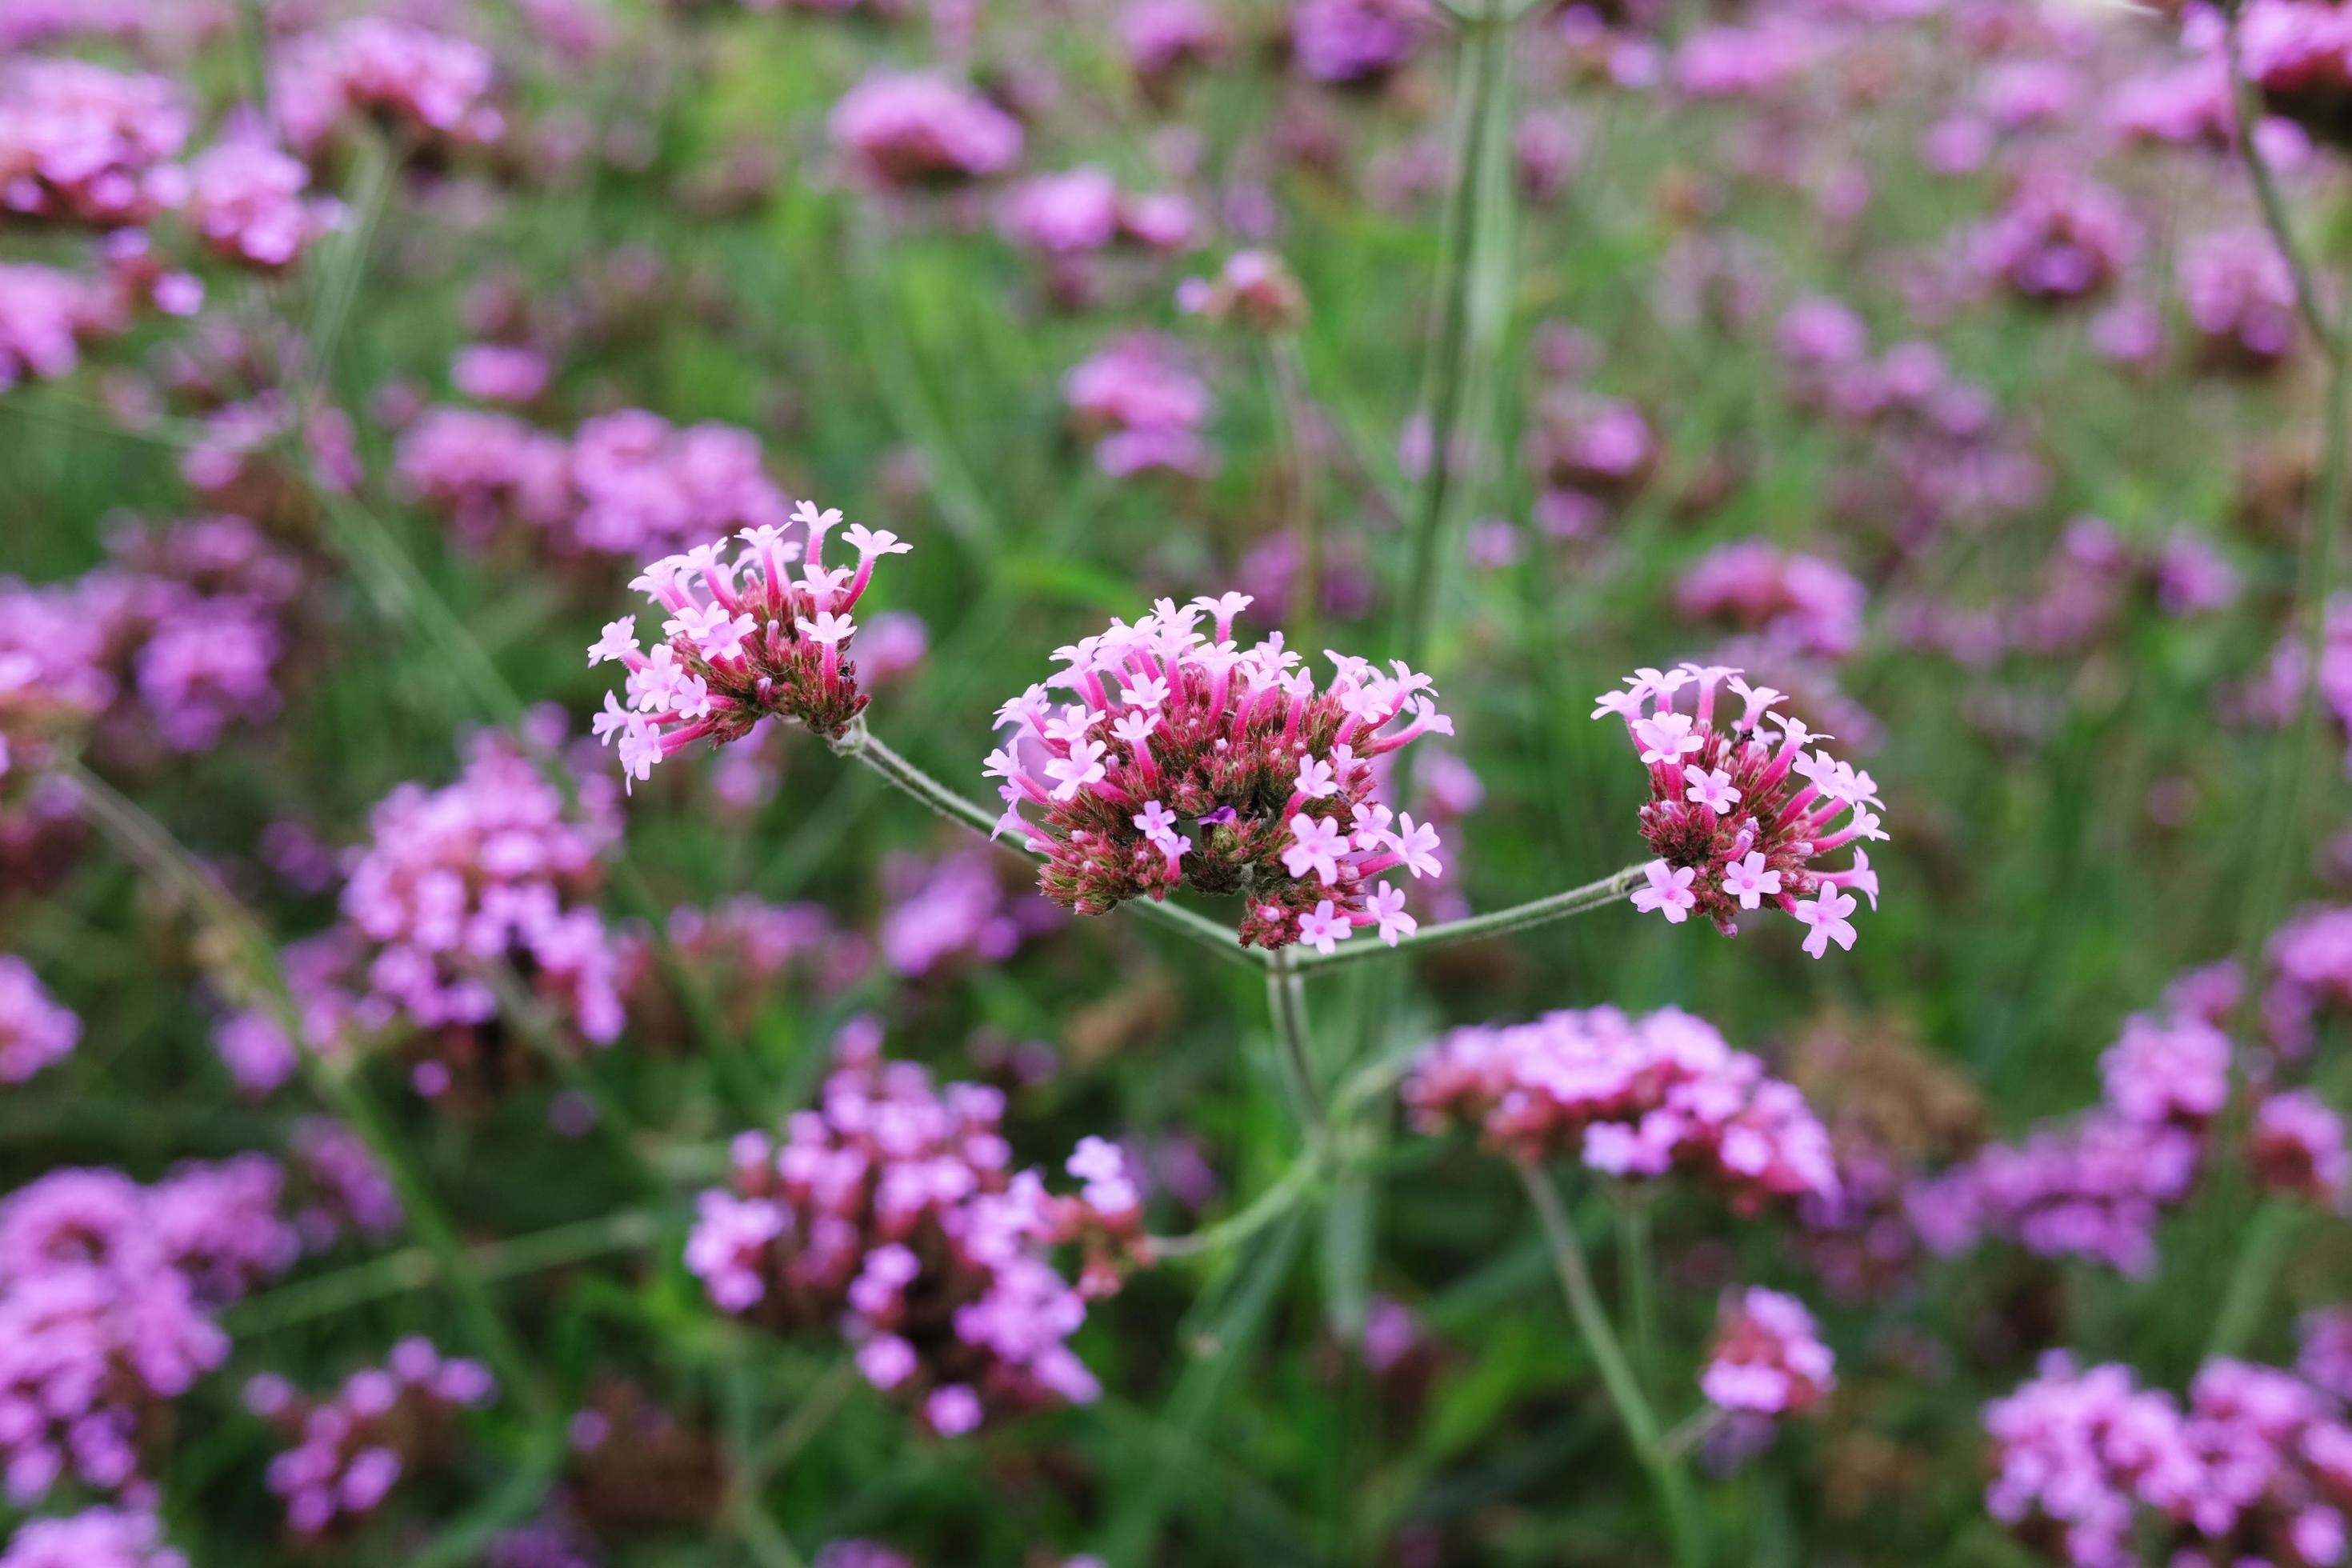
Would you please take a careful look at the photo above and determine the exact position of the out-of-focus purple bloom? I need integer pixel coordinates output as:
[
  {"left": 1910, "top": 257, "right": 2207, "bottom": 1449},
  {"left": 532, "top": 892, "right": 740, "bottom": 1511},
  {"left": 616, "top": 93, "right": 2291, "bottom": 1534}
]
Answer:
[
  {"left": 0, "top": 957, "right": 76, "bottom": 1085},
  {"left": 1405, "top": 1005, "right": 1838, "bottom": 1211},
  {"left": 828, "top": 72, "right": 1021, "bottom": 190},
  {"left": 274, "top": 19, "right": 505, "bottom": 155},
  {"left": 0, "top": 1507, "right": 185, "bottom": 1568},
  {"left": 1675, "top": 541, "right": 1866, "bottom": 660},
  {"left": 1064, "top": 334, "right": 1215, "bottom": 477},
  {"left": 1292, "top": 0, "right": 1434, "bottom": 86},
  {"left": 0, "top": 61, "right": 189, "bottom": 227},
  {"left": 1700, "top": 1286, "right": 1835, "bottom": 1417}
]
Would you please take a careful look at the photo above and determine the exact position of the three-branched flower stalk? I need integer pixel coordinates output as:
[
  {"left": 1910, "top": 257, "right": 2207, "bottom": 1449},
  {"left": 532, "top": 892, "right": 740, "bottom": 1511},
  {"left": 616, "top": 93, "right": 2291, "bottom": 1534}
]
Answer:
[
  {"left": 589, "top": 500, "right": 912, "bottom": 786},
  {"left": 1594, "top": 661, "right": 1886, "bottom": 958},
  {"left": 986, "top": 594, "right": 1454, "bottom": 953}
]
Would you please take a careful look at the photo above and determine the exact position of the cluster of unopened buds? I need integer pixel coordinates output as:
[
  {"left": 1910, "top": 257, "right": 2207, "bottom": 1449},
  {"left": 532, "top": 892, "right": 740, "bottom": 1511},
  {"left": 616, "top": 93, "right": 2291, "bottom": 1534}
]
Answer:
[
  {"left": 246, "top": 1339, "right": 495, "bottom": 1535},
  {"left": 1402, "top": 1005, "right": 1839, "bottom": 1213},
  {"left": 1594, "top": 662, "right": 1885, "bottom": 959},
  {"left": 684, "top": 1029, "right": 1135, "bottom": 1436},
  {"left": 590, "top": 501, "right": 910, "bottom": 779},
  {"left": 986, "top": 594, "right": 1451, "bottom": 952}
]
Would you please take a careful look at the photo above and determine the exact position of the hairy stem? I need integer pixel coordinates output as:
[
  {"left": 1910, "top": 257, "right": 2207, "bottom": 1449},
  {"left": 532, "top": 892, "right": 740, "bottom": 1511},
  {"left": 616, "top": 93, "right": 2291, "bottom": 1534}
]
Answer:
[
  {"left": 1265, "top": 949, "right": 1329, "bottom": 1133},
  {"left": 831, "top": 720, "right": 1266, "bottom": 967},
  {"left": 66, "top": 762, "right": 550, "bottom": 1419},
  {"left": 1288, "top": 865, "right": 1644, "bottom": 974},
  {"left": 1518, "top": 1161, "right": 1706, "bottom": 1568}
]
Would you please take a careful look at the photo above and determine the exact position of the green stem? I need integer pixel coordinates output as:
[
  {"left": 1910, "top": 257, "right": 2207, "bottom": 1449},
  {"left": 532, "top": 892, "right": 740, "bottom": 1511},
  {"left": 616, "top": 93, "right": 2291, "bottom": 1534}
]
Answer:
[
  {"left": 1396, "top": 0, "right": 1520, "bottom": 670},
  {"left": 1146, "top": 1146, "right": 1326, "bottom": 1261},
  {"left": 65, "top": 762, "right": 550, "bottom": 1420},
  {"left": 2222, "top": 9, "right": 2338, "bottom": 352},
  {"left": 1288, "top": 865, "right": 1645, "bottom": 974},
  {"left": 829, "top": 720, "right": 1264, "bottom": 968},
  {"left": 226, "top": 1208, "right": 662, "bottom": 1336},
  {"left": 1264, "top": 335, "right": 1323, "bottom": 654},
  {"left": 1518, "top": 1161, "right": 1706, "bottom": 1568},
  {"left": 2206, "top": 1200, "right": 2306, "bottom": 1360},
  {"left": 483, "top": 963, "right": 662, "bottom": 1190},
  {"left": 1264, "top": 949, "right": 1328, "bottom": 1133}
]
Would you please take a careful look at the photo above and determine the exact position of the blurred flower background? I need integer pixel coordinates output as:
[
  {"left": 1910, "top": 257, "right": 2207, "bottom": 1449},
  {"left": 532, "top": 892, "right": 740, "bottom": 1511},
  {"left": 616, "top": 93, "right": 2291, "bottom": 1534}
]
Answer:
[{"left": 4, "top": 0, "right": 2352, "bottom": 1562}]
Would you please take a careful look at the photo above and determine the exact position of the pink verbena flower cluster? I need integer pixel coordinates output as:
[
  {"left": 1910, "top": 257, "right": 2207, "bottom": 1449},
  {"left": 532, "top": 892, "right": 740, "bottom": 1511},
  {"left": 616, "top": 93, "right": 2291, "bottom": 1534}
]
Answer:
[
  {"left": 1910, "top": 1010, "right": 2229, "bottom": 1274},
  {"left": 0, "top": 956, "right": 76, "bottom": 1084},
  {"left": 182, "top": 141, "right": 343, "bottom": 272},
  {"left": 286, "top": 1118, "right": 403, "bottom": 1250},
  {"left": 246, "top": 1338, "right": 495, "bottom": 1535},
  {"left": 589, "top": 499, "right": 910, "bottom": 773},
  {"left": 2306, "top": 1309, "right": 2352, "bottom": 1403},
  {"left": 1402, "top": 1005, "right": 1838, "bottom": 1213},
  {"left": 274, "top": 19, "right": 505, "bottom": 156},
  {"left": 0, "top": 262, "right": 125, "bottom": 390},
  {"left": 0, "top": 61, "right": 190, "bottom": 227},
  {"left": 1176, "top": 250, "right": 1309, "bottom": 334},
  {"left": 2266, "top": 903, "right": 2352, "bottom": 1051},
  {"left": 1965, "top": 170, "right": 2142, "bottom": 302},
  {"left": 1002, "top": 167, "right": 1195, "bottom": 257},
  {"left": 880, "top": 846, "right": 1065, "bottom": 978},
  {"left": 1674, "top": 540, "right": 1867, "bottom": 660},
  {"left": 1594, "top": 661, "right": 1885, "bottom": 956},
  {"left": 683, "top": 1028, "right": 1131, "bottom": 1436},
  {"left": 827, "top": 72, "right": 1022, "bottom": 190},
  {"left": 2181, "top": 228, "right": 2301, "bottom": 370},
  {"left": 1985, "top": 1353, "right": 2352, "bottom": 1568},
  {"left": 338, "top": 728, "right": 626, "bottom": 1050},
  {"left": 0, "top": 1507, "right": 183, "bottom": 1568},
  {"left": 1700, "top": 1286, "right": 1836, "bottom": 1416},
  {"left": 1123, "top": 0, "right": 1228, "bottom": 79},
  {"left": 1291, "top": 0, "right": 1434, "bottom": 86},
  {"left": 987, "top": 594, "right": 1452, "bottom": 951},
  {"left": 1063, "top": 333, "right": 1217, "bottom": 477},
  {"left": 0, "top": 1162, "right": 302, "bottom": 1504},
  {"left": 2250, "top": 1090, "right": 2351, "bottom": 1210},
  {"left": 396, "top": 409, "right": 793, "bottom": 563}
]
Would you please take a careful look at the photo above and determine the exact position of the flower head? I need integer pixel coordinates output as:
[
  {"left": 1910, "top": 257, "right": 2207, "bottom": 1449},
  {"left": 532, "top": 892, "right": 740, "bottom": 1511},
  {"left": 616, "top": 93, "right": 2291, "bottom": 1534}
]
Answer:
[
  {"left": 987, "top": 598, "right": 1450, "bottom": 950},
  {"left": 1595, "top": 661, "right": 1885, "bottom": 957}
]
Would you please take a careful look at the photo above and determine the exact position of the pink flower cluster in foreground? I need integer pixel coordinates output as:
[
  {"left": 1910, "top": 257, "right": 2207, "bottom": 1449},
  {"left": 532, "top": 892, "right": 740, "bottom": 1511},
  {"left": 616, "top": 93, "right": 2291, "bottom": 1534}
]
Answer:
[
  {"left": 590, "top": 499, "right": 911, "bottom": 770},
  {"left": 0, "top": 956, "right": 76, "bottom": 1084},
  {"left": 246, "top": 1338, "right": 495, "bottom": 1534},
  {"left": 827, "top": 72, "right": 1022, "bottom": 190},
  {"left": 1701, "top": 1286, "right": 1836, "bottom": 1416},
  {"left": 0, "top": 1507, "right": 183, "bottom": 1568},
  {"left": 0, "top": 1161, "right": 302, "bottom": 1504},
  {"left": 1402, "top": 1005, "right": 1838, "bottom": 1212},
  {"left": 0, "top": 61, "right": 189, "bottom": 227},
  {"left": 988, "top": 594, "right": 1451, "bottom": 951},
  {"left": 1910, "top": 1009, "right": 2229, "bottom": 1274},
  {"left": 274, "top": 19, "right": 505, "bottom": 156},
  {"left": 1594, "top": 661, "right": 1885, "bottom": 957},
  {"left": 684, "top": 1028, "right": 1137, "bottom": 1435},
  {"left": 1985, "top": 1353, "right": 2352, "bottom": 1568},
  {"left": 1064, "top": 333, "right": 1217, "bottom": 477}
]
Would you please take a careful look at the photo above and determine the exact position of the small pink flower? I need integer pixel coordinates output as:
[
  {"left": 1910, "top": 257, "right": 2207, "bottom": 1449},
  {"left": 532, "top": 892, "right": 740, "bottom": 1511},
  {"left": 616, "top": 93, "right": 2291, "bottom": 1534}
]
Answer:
[
  {"left": 1631, "top": 860, "right": 1698, "bottom": 924},
  {"left": 1793, "top": 890, "right": 1858, "bottom": 958},
  {"left": 1283, "top": 814, "right": 1350, "bottom": 883},
  {"left": 1686, "top": 766, "right": 1741, "bottom": 812},
  {"left": 1721, "top": 852, "right": 1780, "bottom": 910},
  {"left": 1366, "top": 883, "right": 1416, "bottom": 946},
  {"left": 1298, "top": 900, "right": 1352, "bottom": 954}
]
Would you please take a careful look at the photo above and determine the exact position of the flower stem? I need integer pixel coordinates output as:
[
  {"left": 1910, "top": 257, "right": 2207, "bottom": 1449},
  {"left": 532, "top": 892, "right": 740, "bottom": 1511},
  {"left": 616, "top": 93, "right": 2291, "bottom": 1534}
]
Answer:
[
  {"left": 1287, "top": 864, "right": 1644, "bottom": 974},
  {"left": 1266, "top": 949, "right": 1329, "bottom": 1134},
  {"left": 1146, "top": 1146, "right": 1326, "bottom": 1261},
  {"left": 1396, "top": 0, "right": 1520, "bottom": 670},
  {"left": 2222, "top": 12, "right": 2338, "bottom": 354},
  {"left": 225, "top": 1208, "right": 664, "bottom": 1338},
  {"left": 1263, "top": 335, "right": 1323, "bottom": 654},
  {"left": 1518, "top": 1161, "right": 1707, "bottom": 1568},
  {"left": 2206, "top": 1198, "right": 2306, "bottom": 1360},
  {"left": 831, "top": 720, "right": 1267, "bottom": 968},
  {"left": 64, "top": 761, "right": 552, "bottom": 1421}
]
